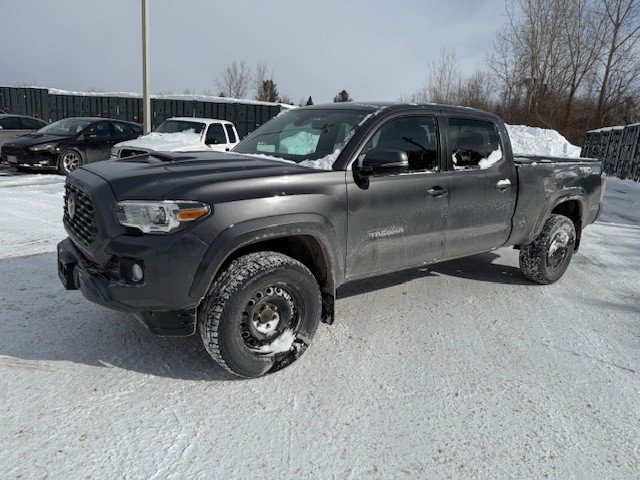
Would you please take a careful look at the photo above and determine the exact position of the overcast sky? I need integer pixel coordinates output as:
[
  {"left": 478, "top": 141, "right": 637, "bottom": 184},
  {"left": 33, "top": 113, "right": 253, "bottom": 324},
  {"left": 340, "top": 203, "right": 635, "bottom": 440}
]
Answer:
[{"left": 0, "top": 0, "right": 505, "bottom": 103}]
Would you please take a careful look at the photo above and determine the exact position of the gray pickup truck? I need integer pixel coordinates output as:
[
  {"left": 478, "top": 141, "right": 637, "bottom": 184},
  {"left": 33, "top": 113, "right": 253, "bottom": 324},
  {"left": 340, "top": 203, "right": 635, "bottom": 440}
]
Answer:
[{"left": 57, "top": 103, "right": 604, "bottom": 378}]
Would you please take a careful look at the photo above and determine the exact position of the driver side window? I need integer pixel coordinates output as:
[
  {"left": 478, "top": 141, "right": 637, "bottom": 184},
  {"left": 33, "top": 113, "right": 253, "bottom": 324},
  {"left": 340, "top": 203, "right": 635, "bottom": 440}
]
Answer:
[{"left": 361, "top": 116, "right": 439, "bottom": 172}]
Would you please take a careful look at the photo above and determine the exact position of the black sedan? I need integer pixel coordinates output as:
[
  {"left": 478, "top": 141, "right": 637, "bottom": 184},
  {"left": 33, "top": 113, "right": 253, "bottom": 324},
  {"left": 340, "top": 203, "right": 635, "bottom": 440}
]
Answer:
[{"left": 0, "top": 117, "right": 142, "bottom": 175}]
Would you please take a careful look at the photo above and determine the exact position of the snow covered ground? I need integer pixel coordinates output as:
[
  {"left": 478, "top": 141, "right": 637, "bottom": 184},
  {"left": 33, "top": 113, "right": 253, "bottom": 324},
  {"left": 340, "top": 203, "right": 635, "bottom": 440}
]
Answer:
[{"left": 0, "top": 165, "right": 639, "bottom": 479}]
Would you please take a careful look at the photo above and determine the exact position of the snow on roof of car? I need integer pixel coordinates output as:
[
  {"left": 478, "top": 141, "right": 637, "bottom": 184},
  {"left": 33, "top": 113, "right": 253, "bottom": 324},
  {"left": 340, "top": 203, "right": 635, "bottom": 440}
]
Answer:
[{"left": 168, "top": 117, "right": 234, "bottom": 125}]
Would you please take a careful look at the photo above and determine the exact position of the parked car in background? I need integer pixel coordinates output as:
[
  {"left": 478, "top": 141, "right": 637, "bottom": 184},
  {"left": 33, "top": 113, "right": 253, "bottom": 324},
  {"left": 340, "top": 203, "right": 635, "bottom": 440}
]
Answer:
[
  {"left": 0, "top": 117, "right": 142, "bottom": 174},
  {"left": 0, "top": 114, "right": 47, "bottom": 149},
  {"left": 110, "top": 117, "right": 239, "bottom": 158}
]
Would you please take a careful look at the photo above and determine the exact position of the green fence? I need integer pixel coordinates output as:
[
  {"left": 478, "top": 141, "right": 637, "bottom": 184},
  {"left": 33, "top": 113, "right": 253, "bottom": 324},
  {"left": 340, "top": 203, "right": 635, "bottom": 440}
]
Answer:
[
  {"left": 0, "top": 86, "right": 285, "bottom": 139},
  {"left": 581, "top": 123, "right": 640, "bottom": 181}
]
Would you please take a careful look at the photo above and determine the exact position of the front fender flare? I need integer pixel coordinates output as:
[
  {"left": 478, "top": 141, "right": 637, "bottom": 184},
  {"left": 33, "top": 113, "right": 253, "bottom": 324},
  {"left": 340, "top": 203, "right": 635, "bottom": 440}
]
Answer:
[{"left": 188, "top": 213, "right": 342, "bottom": 303}]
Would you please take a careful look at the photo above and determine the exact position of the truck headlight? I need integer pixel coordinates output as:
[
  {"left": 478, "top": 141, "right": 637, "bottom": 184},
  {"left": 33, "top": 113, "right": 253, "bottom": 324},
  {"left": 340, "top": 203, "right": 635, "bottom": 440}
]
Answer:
[
  {"left": 115, "top": 200, "right": 210, "bottom": 234},
  {"left": 110, "top": 147, "right": 120, "bottom": 158},
  {"left": 29, "top": 143, "right": 58, "bottom": 152}
]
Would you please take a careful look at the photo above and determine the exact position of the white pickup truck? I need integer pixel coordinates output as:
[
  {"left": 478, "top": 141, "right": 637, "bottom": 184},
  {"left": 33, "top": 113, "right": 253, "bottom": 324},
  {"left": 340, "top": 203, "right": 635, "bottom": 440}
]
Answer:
[{"left": 110, "top": 117, "right": 240, "bottom": 158}]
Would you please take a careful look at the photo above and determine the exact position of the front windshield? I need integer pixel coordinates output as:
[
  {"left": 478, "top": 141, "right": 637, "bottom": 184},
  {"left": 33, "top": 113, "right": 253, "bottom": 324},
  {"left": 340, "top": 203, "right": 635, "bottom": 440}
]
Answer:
[
  {"left": 156, "top": 120, "right": 206, "bottom": 134},
  {"left": 233, "top": 109, "right": 369, "bottom": 162},
  {"left": 36, "top": 118, "right": 93, "bottom": 136}
]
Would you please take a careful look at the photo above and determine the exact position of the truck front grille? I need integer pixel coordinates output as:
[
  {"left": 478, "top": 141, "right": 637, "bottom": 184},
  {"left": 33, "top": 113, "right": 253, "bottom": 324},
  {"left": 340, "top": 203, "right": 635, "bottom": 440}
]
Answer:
[
  {"left": 120, "top": 148, "right": 148, "bottom": 158},
  {"left": 63, "top": 182, "right": 97, "bottom": 246}
]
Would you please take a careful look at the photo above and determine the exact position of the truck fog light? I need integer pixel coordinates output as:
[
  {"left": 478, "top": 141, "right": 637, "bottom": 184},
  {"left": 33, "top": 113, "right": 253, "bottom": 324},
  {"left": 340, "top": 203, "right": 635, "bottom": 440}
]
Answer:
[{"left": 131, "top": 263, "right": 144, "bottom": 282}]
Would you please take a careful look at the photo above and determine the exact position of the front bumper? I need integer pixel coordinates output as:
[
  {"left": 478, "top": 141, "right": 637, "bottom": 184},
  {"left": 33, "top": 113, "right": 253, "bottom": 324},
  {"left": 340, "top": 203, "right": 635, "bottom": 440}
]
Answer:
[
  {"left": 1, "top": 147, "right": 58, "bottom": 169},
  {"left": 57, "top": 237, "right": 200, "bottom": 336}
]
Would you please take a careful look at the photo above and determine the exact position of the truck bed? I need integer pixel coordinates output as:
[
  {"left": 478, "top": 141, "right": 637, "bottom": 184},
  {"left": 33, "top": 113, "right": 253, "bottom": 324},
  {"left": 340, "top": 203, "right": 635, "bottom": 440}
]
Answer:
[{"left": 508, "top": 155, "right": 603, "bottom": 247}]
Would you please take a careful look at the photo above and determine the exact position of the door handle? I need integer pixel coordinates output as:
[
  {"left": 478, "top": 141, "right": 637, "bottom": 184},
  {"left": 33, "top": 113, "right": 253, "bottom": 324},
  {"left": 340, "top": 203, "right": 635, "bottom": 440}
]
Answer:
[
  {"left": 426, "top": 186, "right": 447, "bottom": 197},
  {"left": 495, "top": 179, "right": 512, "bottom": 190}
]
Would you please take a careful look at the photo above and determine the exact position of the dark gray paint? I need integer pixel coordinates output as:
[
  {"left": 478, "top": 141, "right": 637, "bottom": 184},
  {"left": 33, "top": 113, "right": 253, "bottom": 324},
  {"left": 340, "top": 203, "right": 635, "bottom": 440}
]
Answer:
[{"left": 58, "top": 103, "right": 603, "bottom": 333}]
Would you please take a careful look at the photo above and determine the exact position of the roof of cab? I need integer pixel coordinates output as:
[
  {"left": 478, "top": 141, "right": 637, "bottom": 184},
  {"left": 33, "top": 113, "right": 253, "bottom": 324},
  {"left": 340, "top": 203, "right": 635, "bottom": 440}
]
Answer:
[
  {"left": 169, "top": 117, "right": 234, "bottom": 126},
  {"left": 299, "top": 102, "right": 501, "bottom": 121}
]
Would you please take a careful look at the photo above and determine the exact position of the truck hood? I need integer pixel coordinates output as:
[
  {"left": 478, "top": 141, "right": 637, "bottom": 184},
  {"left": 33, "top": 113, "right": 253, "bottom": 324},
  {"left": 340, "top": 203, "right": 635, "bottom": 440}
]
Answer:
[
  {"left": 81, "top": 151, "right": 316, "bottom": 199},
  {"left": 115, "top": 131, "right": 203, "bottom": 152}
]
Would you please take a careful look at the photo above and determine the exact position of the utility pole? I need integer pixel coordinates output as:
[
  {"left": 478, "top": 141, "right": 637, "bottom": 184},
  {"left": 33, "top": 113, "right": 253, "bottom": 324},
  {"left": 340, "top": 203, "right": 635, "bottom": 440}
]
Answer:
[{"left": 141, "top": 0, "right": 151, "bottom": 133}]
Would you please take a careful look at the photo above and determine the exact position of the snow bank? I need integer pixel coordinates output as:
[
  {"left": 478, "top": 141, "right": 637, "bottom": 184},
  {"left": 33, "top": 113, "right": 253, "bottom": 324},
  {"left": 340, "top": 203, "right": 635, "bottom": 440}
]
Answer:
[
  {"left": 506, "top": 124, "right": 581, "bottom": 158},
  {"left": 120, "top": 130, "right": 202, "bottom": 152}
]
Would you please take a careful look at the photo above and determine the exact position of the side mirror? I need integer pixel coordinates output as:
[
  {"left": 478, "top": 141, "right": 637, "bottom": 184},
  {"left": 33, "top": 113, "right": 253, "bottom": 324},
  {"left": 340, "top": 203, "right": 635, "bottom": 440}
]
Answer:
[
  {"left": 85, "top": 132, "right": 98, "bottom": 140},
  {"left": 356, "top": 149, "right": 409, "bottom": 176}
]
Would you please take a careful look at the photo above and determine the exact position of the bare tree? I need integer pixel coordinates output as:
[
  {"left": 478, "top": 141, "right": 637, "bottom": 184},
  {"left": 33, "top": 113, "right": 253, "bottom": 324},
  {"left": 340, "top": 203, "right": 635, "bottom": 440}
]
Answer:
[
  {"left": 457, "top": 70, "right": 496, "bottom": 110},
  {"left": 558, "top": 0, "right": 605, "bottom": 127},
  {"left": 253, "top": 60, "right": 273, "bottom": 101},
  {"left": 425, "top": 48, "right": 462, "bottom": 104},
  {"left": 595, "top": 0, "right": 640, "bottom": 124},
  {"left": 214, "top": 60, "right": 252, "bottom": 99}
]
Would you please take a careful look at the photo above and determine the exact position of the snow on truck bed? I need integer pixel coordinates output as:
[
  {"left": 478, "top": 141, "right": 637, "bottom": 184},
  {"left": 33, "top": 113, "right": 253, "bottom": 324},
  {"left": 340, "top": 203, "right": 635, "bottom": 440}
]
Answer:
[{"left": 506, "top": 124, "right": 582, "bottom": 158}]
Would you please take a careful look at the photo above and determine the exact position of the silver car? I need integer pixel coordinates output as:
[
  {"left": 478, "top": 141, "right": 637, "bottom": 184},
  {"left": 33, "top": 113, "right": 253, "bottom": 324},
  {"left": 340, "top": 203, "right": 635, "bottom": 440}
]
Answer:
[{"left": 0, "top": 115, "right": 47, "bottom": 149}]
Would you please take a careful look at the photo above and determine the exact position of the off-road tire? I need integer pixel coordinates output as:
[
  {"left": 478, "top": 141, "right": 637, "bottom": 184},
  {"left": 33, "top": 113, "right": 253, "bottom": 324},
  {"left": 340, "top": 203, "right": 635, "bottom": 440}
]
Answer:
[
  {"left": 519, "top": 214, "right": 576, "bottom": 284},
  {"left": 199, "top": 251, "right": 322, "bottom": 378}
]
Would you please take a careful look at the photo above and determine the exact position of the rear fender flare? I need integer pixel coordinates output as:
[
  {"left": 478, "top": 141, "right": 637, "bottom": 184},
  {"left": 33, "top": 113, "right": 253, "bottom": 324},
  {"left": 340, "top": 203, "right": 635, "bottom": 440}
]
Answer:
[{"left": 528, "top": 189, "right": 586, "bottom": 243}]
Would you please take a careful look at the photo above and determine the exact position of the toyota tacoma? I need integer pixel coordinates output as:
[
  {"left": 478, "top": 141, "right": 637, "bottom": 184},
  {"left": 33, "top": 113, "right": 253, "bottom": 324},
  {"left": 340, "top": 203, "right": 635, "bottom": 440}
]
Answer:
[{"left": 57, "top": 103, "right": 604, "bottom": 378}]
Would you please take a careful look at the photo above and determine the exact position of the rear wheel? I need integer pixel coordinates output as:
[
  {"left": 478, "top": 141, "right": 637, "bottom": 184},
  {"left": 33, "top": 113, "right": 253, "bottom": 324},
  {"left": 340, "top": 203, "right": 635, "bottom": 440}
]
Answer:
[
  {"left": 199, "top": 251, "right": 322, "bottom": 378},
  {"left": 58, "top": 149, "right": 83, "bottom": 175},
  {"left": 519, "top": 214, "right": 576, "bottom": 284}
]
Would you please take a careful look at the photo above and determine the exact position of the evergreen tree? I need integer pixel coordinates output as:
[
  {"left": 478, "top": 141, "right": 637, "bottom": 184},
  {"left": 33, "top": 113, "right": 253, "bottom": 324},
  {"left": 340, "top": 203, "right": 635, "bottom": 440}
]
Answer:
[
  {"left": 257, "top": 79, "right": 279, "bottom": 103},
  {"left": 333, "top": 90, "right": 352, "bottom": 102},
  {"left": 306, "top": 96, "right": 314, "bottom": 106}
]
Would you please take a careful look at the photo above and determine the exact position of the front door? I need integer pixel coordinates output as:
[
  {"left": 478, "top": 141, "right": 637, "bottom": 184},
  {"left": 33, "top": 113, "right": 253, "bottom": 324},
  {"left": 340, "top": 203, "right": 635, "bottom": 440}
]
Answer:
[
  {"left": 345, "top": 115, "right": 449, "bottom": 279},
  {"left": 83, "top": 121, "right": 114, "bottom": 163},
  {"left": 205, "top": 123, "right": 230, "bottom": 151},
  {"left": 444, "top": 117, "right": 517, "bottom": 258}
]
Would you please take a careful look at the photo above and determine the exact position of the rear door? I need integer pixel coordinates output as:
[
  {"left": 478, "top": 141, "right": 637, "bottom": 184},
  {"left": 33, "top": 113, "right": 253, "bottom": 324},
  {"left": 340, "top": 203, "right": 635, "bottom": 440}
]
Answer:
[
  {"left": 205, "top": 123, "right": 230, "bottom": 151},
  {"left": 111, "top": 121, "right": 141, "bottom": 144},
  {"left": 224, "top": 123, "right": 239, "bottom": 147},
  {"left": 345, "top": 114, "right": 449, "bottom": 279},
  {"left": 443, "top": 117, "right": 517, "bottom": 258}
]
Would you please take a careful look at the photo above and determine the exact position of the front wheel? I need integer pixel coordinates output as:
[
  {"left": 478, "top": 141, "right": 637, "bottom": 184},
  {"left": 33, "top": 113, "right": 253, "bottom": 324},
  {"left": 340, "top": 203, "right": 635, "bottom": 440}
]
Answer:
[
  {"left": 199, "top": 252, "right": 322, "bottom": 378},
  {"left": 57, "top": 149, "right": 83, "bottom": 175},
  {"left": 519, "top": 214, "right": 576, "bottom": 284}
]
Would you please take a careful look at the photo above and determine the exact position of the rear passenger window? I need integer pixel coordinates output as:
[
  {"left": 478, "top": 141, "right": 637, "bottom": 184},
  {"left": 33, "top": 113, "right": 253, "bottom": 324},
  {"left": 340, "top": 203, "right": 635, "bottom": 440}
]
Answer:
[
  {"left": 113, "top": 122, "right": 135, "bottom": 135},
  {"left": 449, "top": 118, "right": 502, "bottom": 170},
  {"left": 361, "top": 116, "right": 439, "bottom": 172},
  {"left": 0, "top": 117, "right": 20, "bottom": 129},
  {"left": 224, "top": 124, "right": 237, "bottom": 143},
  {"left": 20, "top": 117, "right": 46, "bottom": 129}
]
